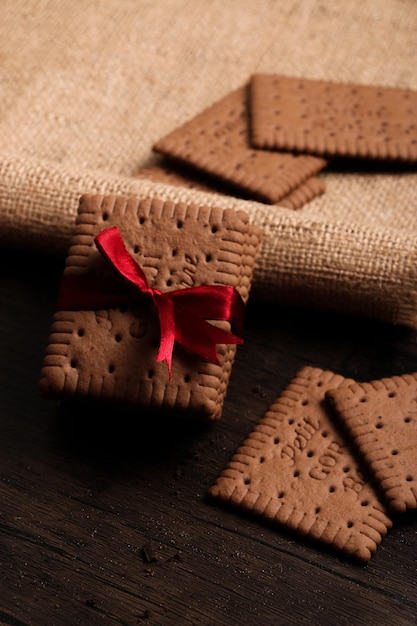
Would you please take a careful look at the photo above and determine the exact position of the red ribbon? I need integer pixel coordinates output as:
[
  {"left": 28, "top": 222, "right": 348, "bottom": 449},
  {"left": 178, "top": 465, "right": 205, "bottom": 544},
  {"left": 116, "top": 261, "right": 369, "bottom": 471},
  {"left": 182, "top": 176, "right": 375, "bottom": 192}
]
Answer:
[{"left": 58, "top": 227, "right": 245, "bottom": 377}]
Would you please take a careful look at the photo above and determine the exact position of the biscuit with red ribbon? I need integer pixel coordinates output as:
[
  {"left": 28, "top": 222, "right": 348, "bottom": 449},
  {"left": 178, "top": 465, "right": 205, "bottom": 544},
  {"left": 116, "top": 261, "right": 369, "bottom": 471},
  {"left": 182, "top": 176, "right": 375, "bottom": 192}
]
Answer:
[{"left": 40, "top": 194, "right": 262, "bottom": 420}]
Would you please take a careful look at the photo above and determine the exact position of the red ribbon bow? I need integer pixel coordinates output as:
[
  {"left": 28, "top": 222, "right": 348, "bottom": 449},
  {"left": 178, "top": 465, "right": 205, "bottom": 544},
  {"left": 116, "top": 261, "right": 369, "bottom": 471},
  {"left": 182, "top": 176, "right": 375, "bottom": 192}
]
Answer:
[{"left": 58, "top": 227, "right": 245, "bottom": 378}]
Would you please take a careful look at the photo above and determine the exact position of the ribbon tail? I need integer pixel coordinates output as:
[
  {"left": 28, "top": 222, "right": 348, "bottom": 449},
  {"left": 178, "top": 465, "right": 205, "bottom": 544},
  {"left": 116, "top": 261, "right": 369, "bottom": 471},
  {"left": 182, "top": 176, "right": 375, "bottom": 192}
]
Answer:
[{"left": 154, "top": 294, "right": 176, "bottom": 379}]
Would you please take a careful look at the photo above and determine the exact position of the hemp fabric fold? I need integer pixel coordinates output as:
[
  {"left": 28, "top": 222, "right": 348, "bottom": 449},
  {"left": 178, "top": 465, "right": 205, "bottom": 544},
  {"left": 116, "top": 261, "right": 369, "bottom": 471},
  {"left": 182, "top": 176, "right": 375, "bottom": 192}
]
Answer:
[{"left": 0, "top": 0, "right": 416, "bottom": 326}]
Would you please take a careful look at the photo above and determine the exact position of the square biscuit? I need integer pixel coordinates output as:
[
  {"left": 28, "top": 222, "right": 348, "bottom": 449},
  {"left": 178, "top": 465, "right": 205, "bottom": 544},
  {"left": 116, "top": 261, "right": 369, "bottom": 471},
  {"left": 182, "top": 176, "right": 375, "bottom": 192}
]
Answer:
[
  {"left": 208, "top": 366, "right": 392, "bottom": 562},
  {"left": 40, "top": 194, "right": 262, "bottom": 420},
  {"left": 250, "top": 74, "right": 417, "bottom": 161},
  {"left": 326, "top": 373, "right": 417, "bottom": 513}
]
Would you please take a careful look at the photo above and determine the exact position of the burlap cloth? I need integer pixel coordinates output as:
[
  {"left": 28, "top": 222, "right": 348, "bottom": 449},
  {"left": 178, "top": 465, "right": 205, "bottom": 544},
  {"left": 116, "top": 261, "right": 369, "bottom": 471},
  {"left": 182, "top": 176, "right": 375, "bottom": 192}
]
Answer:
[{"left": 1, "top": 0, "right": 416, "bottom": 326}]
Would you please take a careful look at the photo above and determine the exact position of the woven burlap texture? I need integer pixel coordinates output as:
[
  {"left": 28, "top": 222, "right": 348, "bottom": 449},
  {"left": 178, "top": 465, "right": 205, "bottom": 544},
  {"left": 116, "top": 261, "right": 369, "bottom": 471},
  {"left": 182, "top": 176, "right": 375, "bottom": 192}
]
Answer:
[{"left": 0, "top": 0, "right": 416, "bottom": 326}]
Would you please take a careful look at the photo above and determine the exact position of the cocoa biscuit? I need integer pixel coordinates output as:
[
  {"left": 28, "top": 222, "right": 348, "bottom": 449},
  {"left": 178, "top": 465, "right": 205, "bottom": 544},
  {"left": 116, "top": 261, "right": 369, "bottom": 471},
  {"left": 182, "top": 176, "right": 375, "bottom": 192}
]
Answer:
[
  {"left": 208, "top": 366, "right": 392, "bottom": 562},
  {"left": 250, "top": 74, "right": 417, "bottom": 161},
  {"left": 326, "top": 374, "right": 417, "bottom": 513},
  {"left": 153, "top": 85, "right": 327, "bottom": 204},
  {"left": 40, "top": 194, "right": 262, "bottom": 420},
  {"left": 137, "top": 161, "right": 325, "bottom": 210}
]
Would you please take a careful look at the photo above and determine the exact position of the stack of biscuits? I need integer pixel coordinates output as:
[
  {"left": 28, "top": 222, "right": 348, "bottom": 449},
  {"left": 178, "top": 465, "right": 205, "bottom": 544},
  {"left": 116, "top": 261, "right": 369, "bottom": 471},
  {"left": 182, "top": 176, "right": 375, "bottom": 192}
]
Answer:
[
  {"left": 139, "top": 74, "right": 416, "bottom": 210},
  {"left": 209, "top": 365, "right": 417, "bottom": 563}
]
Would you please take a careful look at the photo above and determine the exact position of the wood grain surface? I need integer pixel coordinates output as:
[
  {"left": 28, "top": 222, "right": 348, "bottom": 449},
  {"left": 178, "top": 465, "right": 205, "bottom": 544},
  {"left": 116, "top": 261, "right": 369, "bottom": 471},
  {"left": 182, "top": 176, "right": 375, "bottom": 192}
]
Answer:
[{"left": 0, "top": 247, "right": 416, "bottom": 626}]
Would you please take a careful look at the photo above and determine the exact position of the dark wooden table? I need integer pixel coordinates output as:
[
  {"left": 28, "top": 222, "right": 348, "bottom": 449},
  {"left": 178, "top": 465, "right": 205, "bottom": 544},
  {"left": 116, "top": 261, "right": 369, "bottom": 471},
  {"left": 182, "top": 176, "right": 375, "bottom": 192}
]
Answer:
[{"left": 0, "top": 246, "right": 416, "bottom": 626}]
